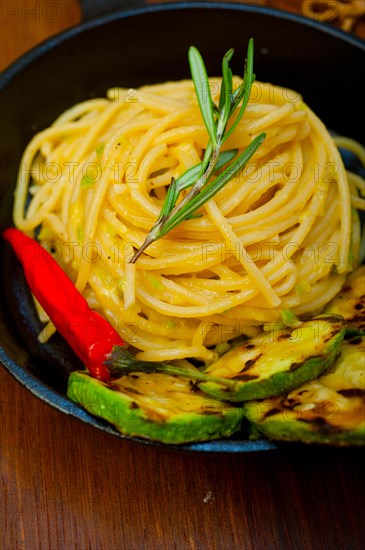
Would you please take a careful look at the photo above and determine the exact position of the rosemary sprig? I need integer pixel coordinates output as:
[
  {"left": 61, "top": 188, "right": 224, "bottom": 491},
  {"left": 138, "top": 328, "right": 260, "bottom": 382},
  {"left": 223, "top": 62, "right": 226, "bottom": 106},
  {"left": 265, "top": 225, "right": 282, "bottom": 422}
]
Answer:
[
  {"left": 130, "top": 38, "right": 265, "bottom": 263},
  {"left": 106, "top": 347, "right": 239, "bottom": 390}
]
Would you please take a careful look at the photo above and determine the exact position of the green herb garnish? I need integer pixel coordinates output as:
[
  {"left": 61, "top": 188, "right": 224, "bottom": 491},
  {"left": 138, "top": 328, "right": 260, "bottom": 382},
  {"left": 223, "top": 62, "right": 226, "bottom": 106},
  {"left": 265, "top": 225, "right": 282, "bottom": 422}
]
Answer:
[
  {"left": 80, "top": 174, "right": 95, "bottom": 189},
  {"left": 130, "top": 39, "right": 265, "bottom": 263},
  {"left": 81, "top": 164, "right": 99, "bottom": 189},
  {"left": 96, "top": 143, "right": 105, "bottom": 158},
  {"left": 281, "top": 309, "right": 301, "bottom": 328}
]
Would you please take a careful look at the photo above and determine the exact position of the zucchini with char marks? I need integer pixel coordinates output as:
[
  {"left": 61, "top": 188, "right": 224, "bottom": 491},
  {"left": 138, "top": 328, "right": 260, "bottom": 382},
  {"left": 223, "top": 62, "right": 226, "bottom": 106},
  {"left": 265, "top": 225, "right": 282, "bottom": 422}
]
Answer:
[
  {"left": 67, "top": 371, "right": 245, "bottom": 444},
  {"left": 244, "top": 267, "right": 365, "bottom": 446},
  {"left": 244, "top": 335, "right": 365, "bottom": 446},
  {"left": 198, "top": 316, "right": 345, "bottom": 402},
  {"left": 325, "top": 265, "right": 365, "bottom": 333}
]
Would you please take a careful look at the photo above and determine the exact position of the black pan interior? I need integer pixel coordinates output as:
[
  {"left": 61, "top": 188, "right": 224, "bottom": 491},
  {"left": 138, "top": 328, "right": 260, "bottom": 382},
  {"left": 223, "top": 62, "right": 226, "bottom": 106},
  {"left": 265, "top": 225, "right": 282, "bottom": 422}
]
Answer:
[{"left": 0, "top": 3, "right": 364, "bottom": 451}]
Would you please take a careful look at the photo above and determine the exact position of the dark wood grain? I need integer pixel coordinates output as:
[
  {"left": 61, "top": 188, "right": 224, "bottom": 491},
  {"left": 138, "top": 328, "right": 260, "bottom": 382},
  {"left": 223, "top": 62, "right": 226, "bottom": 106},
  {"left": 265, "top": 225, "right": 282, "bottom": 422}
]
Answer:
[
  {"left": 0, "top": 362, "right": 365, "bottom": 550},
  {"left": 2, "top": 366, "right": 365, "bottom": 549},
  {"left": 1, "top": 2, "right": 365, "bottom": 549}
]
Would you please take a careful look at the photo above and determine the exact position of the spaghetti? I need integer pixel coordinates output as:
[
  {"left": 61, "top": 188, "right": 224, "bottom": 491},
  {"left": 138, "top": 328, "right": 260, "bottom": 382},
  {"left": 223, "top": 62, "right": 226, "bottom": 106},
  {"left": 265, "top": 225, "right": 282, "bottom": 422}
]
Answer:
[{"left": 13, "top": 78, "right": 364, "bottom": 363}]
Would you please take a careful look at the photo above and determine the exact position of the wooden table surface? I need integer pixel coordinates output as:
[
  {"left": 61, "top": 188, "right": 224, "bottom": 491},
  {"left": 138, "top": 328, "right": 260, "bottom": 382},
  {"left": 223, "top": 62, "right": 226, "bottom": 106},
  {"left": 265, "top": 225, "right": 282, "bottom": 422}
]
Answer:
[{"left": 1, "top": 2, "right": 365, "bottom": 549}]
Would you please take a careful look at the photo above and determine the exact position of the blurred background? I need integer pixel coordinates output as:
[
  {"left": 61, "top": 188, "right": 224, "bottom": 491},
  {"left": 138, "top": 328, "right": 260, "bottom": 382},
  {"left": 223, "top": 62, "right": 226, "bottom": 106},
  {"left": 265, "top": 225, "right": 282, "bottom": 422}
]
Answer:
[{"left": 1, "top": 0, "right": 364, "bottom": 72}]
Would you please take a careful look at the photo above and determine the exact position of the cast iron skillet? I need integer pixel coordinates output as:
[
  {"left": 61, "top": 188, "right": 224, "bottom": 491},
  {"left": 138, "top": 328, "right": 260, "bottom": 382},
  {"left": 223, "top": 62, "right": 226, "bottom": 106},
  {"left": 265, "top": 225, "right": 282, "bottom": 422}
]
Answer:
[{"left": 0, "top": 1, "right": 364, "bottom": 453}]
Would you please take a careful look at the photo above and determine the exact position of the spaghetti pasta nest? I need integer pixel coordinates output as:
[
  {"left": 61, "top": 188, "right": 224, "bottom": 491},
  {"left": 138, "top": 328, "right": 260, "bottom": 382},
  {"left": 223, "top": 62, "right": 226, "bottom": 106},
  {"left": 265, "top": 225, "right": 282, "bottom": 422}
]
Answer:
[{"left": 13, "top": 78, "right": 364, "bottom": 363}]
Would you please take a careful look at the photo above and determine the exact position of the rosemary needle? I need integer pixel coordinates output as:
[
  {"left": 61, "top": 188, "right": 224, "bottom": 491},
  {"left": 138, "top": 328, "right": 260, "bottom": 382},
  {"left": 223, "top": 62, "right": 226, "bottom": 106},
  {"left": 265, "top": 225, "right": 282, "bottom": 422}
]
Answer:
[{"left": 130, "top": 38, "right": 265, "bottom": 263}]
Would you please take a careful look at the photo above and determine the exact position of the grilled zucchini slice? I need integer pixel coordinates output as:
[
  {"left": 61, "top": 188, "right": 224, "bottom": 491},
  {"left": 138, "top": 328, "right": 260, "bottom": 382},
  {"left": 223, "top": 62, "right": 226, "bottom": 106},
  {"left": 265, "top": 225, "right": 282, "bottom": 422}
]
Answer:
[
  {"left": 67, "top": 371, "right": 244, "bottom": 444},
  {"left": 325, "top": 265, "right": 365, "bottom": 332},
  {"left": 244, "top": 335, "right": 365, "bottom": 446},
  {"left": 198, "top": 316, "right": 345, "bottom": 402}
]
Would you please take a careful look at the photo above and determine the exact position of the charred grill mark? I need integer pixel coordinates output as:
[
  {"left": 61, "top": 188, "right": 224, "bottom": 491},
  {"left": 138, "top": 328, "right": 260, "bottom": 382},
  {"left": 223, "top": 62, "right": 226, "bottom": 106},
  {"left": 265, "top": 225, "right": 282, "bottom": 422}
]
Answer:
[
  {"left": 235, "top": 373, "right": 259, "bottom": 381},
  {"left": 289, "top": 361, "right": 304, "bottom": 371},
  {"left": 262, "top": 407, "right": 282, "bottom": 419},
  {"left": 338, "top": 388, "right": 365, "bottom": 398},
  {"left": 301, "top": 416, "right": 338, "bottom": 433},
  {"left": 349, "top": 336, "right": 363, "bottom": 345},
  {"left": 189, "top": 380, "right": 201, "bottom": 393},
  {"left": 290, "top": 355, "right": 324, "bottom": 371},
  {"left": 324, "top": 329, "right": 340, "bottom": 342},
  {"left": 282, "top": 397, "right": 300, "bottom": 408},
  {"left": 277, "top": 333, "right": 290, "bottom": 341},
  {"left": 123, "top": 387, "right": 143, "bottom": 396},
  {"left": 110, "top": 384, "right": 122, "bottom": 391},
  {"left": 245, "top": 343, "right": 256, "bottom": 349},
  {"left": 304, "top": 416, "right": 327, "bottom": 424},
  {"left": 237, "top": 354, "right": 262, "bottom": 374},
  {"left": 352, "top": 302, "right": 365, "bottom": 319},
  {"left": 202, "top": 408, "right": 221, "bottom": 416},
  {"left": 342, "top": 286, "right": 351, "bottom": 293},
  {"left": 129, "top": 401, "right": 139, "bottom": 409}
]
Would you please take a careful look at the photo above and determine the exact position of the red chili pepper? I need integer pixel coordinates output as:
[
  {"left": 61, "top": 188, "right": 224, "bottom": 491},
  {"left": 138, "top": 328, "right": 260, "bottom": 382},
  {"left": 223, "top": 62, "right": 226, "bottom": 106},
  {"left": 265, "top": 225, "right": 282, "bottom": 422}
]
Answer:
[{"left": 2, "top": 228, "right": 124, "bottom": 382}]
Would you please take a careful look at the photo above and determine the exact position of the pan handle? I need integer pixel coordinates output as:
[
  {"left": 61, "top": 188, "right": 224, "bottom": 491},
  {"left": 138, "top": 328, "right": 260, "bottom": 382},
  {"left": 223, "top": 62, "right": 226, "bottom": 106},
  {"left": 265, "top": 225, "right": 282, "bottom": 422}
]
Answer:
[{"left": 80, "top": 0, "right": 149, "bottom": 21}]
